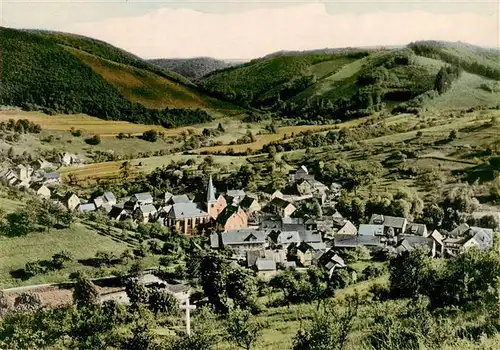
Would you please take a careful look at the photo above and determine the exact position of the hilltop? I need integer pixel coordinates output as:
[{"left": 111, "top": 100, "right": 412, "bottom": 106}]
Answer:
[
  {"left": 199, "top": 41, "right": 500, "bottom": 121},
  {"left": 0, "top": 27, "right": 238, "bottom": 126},
  {"left": 148, "top": 57, "right": 236, "bottom": 80}
]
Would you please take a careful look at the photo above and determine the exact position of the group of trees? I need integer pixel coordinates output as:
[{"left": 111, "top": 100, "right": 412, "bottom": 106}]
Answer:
[
  {"left": 0, "top": 119, "right": 41, "bottom": 134},
  {"left": 0, "top": 198, "right": 73, "bottom": 237},
  {"left": 434, "top": 65, "right": 462, "bottom": 94},
  {"left": 0, "top": 28, "right": 214, "bottom": 127}
]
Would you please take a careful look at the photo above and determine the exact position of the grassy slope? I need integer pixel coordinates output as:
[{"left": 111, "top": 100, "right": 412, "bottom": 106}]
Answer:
[
  {"left": 199, "top": 54, "right": 362, "bottom": 102},
  {"left": 68, "top": 47, "right": 228, "bottom": 110},
  {"left": 0, "top": 223, "right": 129, "bottom": 288},
  {"left": 0, "top": 27, "right": 238, "bottom": 119}
]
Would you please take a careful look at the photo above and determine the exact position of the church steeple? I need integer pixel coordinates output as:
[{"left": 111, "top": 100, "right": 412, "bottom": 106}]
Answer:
[{"left": 207, "top": 175, "right": 216, "bottom": 204}]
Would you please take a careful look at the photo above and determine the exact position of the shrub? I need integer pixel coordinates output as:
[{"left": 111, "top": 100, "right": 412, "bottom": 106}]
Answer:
[
  {"left": 142, "top": 129, "right": 158, "bottom": 142},
  {"left": 85, "top": 135, "right": 101, "bottom": 145}
]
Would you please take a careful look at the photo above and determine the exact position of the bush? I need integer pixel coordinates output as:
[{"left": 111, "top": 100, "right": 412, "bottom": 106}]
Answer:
[
  {"left": 361, "top": 265, "right": 385, "bottom": 280},
  {"left": 142, "top": 129, "right": 158, "bottom": 142},
  {"left": 85, "top": 135, "right": 101, "bottom": 145}
]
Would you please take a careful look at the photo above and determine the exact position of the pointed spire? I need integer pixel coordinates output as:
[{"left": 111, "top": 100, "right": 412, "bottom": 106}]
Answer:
[{"left": 207, "top": 175, "right": 216, "bottom": 203}]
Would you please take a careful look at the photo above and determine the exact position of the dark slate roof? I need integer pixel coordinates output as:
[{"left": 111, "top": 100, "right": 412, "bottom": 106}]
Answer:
[
  {"left": 299, "top": 230, "right": 323, "bottom": 243},
  {"left": 133, "top": 192, "right": 153, "bottom": 202},
  {"left": 405, "top": 223, "right": 427, "bottom": 236},
  {"left": 138, "top": 204, "right": 157, "bottom": 215},
  {"left": 168, "top": 202, "right": 207, "bottom": 219},
  {"left": 43, "top": 172, "right": 60, "bottom": 179},
  {"left": 255, "top": 258, "right": 276, "bottom": 271},
  {"left": 103, "top": 192, "right": 116, "bottom": 203},
  {"left": 470, "top": 227, "right": 494, "bottom": 250},
  {"left": 270, "top": 197, "right": 294, "bottom": 209},
  {"left": 78, "top": 203, "right": 96, "bottom": 212},
  {"left": 369, "top": 214, "right": 407, "bottom": 228},
  {"left": 217, "top": 205, "right": 241, "bottom": 225},
  {"left": 358, "top": 224, "right": 384, "bottom": 236},
  {"left": 226, "top": 189, "right": 246, "bottom": 198},
  {"left": 448, "top": 223, "right": 470, "bottom": 237},
  {"left": 277, "top": 231, "right": 301, "bottom": 245},
  {"left": 334, "top": 234, "right": 383, "bottom": 248},
  {"left": 108, "top": 205, "right": 127, "bottom": 219},
  {"left": 398, "top": 235, "right": 433, "bottom": 248},
  {"left": 239, "top": 195, "right": 258, "bottom": 209},
  {"left": 222, "top": 229, "right": 267, "bottom": 245},
  {"left": 30, "top": 182, "right": 48, "bottom": 191},
  {"left": 171, "top": 194, "right": 191, "bottom": 204}
]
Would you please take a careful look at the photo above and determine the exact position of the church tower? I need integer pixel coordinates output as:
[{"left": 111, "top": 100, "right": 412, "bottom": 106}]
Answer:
[{"left": 206, "top": 175, "right": 226, "bottom": 219}]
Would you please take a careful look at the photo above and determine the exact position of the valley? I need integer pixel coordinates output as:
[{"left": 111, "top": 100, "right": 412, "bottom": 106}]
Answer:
[{"left": 0, "top": 25, "right": 500, "bottom": 350}]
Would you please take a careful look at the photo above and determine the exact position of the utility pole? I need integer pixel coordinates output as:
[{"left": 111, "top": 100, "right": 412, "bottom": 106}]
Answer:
[{"left": 180, "top": 297, "right": 196, "bottom": 336}]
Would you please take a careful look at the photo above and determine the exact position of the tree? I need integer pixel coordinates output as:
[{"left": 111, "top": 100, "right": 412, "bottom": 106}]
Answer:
[
  {"left": 120, "top": 161, "right": 133, "bottom": 180},
  {"left": 226, "top": 268, "right": 259, "bottom": 313},
  {"left": 226, "top": 308, "right": 263, "bottom": 350},
  {"left": 85, "top": 135, "right": 101, "bottom": 145},
  {"left": 123, "top": 323, "right": 156, "bottom": 350},
  {"left": 50, "top": 251, "right": 72, "bottom": 270},
  {"left": 142, "top": 129, "right": 158, "bottom": 142},
  {"left": 307, "top": 268, "right": 335, "bottom": 310},
  {"left": 73, "top": 275, "right": 99, "bottom": 308},
  {"left": 196, "top": 251, "right": 230, "bottom": 314},
  {"left": 389, "top": 248, "right": 431, "bottom": 298},
  {"left": 448, "top": 129, "right": 458, "bottom": 141},
  {"left": 125, "top": 278, "right": 149, "bottom": 306},
  {"left": 147, "top": 287, "right": 177, "bottom": 316},
  {"left": 293, "top": 296, "right": 359, "bottom": 350}
]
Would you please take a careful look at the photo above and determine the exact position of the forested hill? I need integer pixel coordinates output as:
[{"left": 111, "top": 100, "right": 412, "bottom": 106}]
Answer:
[
  {"left": 199, "top": 41, "right": 500, "bottom": 122},
  {"left": 0, "top": 27, "right": 237, "bottom": 126},
  {"left": 148, "top": 57, "right": 236, "bottom": 80}
]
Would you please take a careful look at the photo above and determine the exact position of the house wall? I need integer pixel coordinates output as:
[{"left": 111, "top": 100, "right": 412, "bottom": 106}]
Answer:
[
  {"left": 37, "top": 187, "right": 51, "bottom": 198},
  {"left": 282, "top": 204, "right": 296, "bottom": 218},
  {"left": 67, "top": 196, "right": 80, "bottom": 211},
  {"left": 224, "top": 209, "right": 248, "bottom": 232},
  {"left": 208, "top": 196, "right": 227, "bottom": 219}
]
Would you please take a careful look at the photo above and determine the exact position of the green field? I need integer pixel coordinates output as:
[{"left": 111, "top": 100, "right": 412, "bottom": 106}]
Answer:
[{"left": 0, "top": 223, "right": 132, "bottom": 288}]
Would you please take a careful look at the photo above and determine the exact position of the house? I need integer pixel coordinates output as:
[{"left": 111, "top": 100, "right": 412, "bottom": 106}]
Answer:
[
  {"left": 30, "top": 183, "right": 51, "bottom": 198},
  {"left": 210, "top": 229, "right": 268, "bottom": 256},
  {"left": 93, "top": 196, "right": 105, "bottom": 208},
  {"left": 336, "top": 221, "right": 358, "bottom": 236},
  {"left": 103, "top": 192, "right": 117, "bottom": 206},
  {"left": 78, "top": 203, "right": 97, "bottom": 213},
  {"left": 135, "top": 204, "right": 158, "bottom": 224},
  {"left": 108, "top": 204, "right": 129, "bottom": 221},
  {"left": 130, "top": 192, "right": 154, "bottom": 206},
  {"left": 267, "top": 197, "right": 296, "bottom": 218},
  {"left": 246, "top": 249, "right": 287, "bottom": 267},
  {"left": 405, "top": 223, "right": 428, "bottom": 237},
  {"left": 216, "top": 206, "right": 248, "bottom": 232},
  {"left": 157, "top": 192, "right": 173, "bottom": 205},
  {"left": 267, "top": 230, "right": 301, "bottom": 249},
  {"left": 288, "top": 165, "right": 314, "bottom": 184},
  {"left": 36, "top": 158, "right": 55, "bottom": 170},
  {"left": 358, "top": 224, "right": 384, "bottom": 236},
  {"left": 318, "top": 251, "right": 346, "bottom": 278},
  {"left": 395, "top": 235, "right": 438, "bottom": 257},
  {"left": 225, "top": 189, "right": 246, "bottom": 205},
  {"left": 204, "top": 175, "right": 227, "bottom": 219},
  {"left": 64, "top": 193, "right": 81, "bottom": 211},
  {"left": 57, "top": 153, "right": 84, "bottom": 166},
  {"left": 169, "top": 194, "right": 191, "bottom": 204},
  {"left": 255, "top": 258, "right": 278, "bottom": 279},
  {"left": 239, "top": 195, "right": 261, "bottom": 214},
  {"left": 444, "top": 224, "right": 494, "bottom": 254},
  {"left": 369, "top": 214, "right": 408, "bottom": 236},
  {"left": 166, "top": 202, "right": 210, "bottom": 235},
  {"left": 100, "top": 274, "right": 190, "bottom": 305},
  {"left": 43, "top": 172, "right": 61, "bottom": 184}
]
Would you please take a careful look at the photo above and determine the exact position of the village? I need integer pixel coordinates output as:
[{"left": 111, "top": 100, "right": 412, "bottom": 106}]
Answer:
[{"left": 1, "top": 156, "right": 495, "bottom": 282}]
